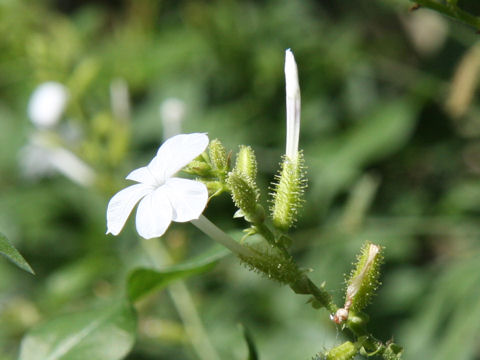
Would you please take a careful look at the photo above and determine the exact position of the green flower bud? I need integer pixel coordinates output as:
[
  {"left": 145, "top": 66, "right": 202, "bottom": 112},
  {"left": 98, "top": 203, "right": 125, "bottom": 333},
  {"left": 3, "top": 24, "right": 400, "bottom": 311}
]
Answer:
[
  {"left": 270, "top": 152, "right": 306, "bottom": 232},
  {"left": 345, "top": 242, "right": 383, "bottom": 313},
  {"left": 209, "top": 139, "right": 229, "bottom": 176},
  {"left": 226, "top": 171, "right": 261, "bottom": 223},
  {"left": 235, "top": 145, "right": 257, "bottom": 181},
  {"left": 324, "top": 341, "right": 358, "bottom": 360}
]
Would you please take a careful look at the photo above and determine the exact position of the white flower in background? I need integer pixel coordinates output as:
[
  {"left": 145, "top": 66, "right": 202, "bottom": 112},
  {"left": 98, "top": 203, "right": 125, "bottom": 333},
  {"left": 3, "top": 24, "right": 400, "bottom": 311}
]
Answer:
[
  {"left": 106, "top": 133, "right": 209, "bottom": 239},
  {"left": 284, "top": 49, "right": 301, "bottom": 160},
  {"left": 160, "top": 97, "right": 186, "bottom": 140},
  {"left": 19, "top": 133, "right": 95, "bottom": 186},
  {"left": 28, "top": 82, "right": 69, "bottom": 128}
]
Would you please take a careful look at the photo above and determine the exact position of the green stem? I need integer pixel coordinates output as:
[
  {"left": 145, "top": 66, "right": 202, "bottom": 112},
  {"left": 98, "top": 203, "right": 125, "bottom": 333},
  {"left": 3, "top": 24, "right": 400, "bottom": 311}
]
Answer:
[
  {"left": 192, "top": 215, "right": 403, "bottom": 357},
  {"left": 254, "top": 221, "right": 290, "bottom": 258},
  {"left": 142, "top": 238, "right": 221, "bottom": 360},
  {"left": 193, "top": 216, "right": 336, "bottom": 313},
  {"left": 191, "top": 215, "right": 255, "bottom": 258},
  {"left": 411, "top": 0, "right": 480, "bottom": 30}
]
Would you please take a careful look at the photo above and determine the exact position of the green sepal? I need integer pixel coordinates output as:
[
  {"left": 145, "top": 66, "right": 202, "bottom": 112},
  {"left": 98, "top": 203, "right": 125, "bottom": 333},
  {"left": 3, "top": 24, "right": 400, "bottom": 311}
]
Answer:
[
  {"left": 345, "top": 242, "right": 383, "bottom": 312},
  {"left": 270, "top": 151, "right": 306, "bottom": 232}
]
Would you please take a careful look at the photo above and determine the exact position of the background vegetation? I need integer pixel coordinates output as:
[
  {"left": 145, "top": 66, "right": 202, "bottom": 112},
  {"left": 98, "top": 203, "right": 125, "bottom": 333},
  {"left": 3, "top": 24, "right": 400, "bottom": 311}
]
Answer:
[{"left": 1, "top": 0, "right": 480, "bottom": 359}]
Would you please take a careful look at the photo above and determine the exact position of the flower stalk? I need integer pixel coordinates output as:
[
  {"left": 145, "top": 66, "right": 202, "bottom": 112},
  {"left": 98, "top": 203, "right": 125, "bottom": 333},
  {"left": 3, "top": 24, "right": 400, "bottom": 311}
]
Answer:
[{"left": 410, "top": 0, "right": 480, "bottom": 30}]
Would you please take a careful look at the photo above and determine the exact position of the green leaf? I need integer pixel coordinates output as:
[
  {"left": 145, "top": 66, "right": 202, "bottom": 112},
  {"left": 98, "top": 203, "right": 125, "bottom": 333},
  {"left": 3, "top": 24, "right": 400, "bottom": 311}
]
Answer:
[
  {"left": 19, "top": 300, "right": 137, "bottom": 360},
  {"left": 0, "top": 232, "right": 34, "bottom": 274},
  {"left": 127, "top": 245, "right": 230, "bottom": 302},
  {"left": 240, "top": 324, "right": 259, "bottom": 360}
]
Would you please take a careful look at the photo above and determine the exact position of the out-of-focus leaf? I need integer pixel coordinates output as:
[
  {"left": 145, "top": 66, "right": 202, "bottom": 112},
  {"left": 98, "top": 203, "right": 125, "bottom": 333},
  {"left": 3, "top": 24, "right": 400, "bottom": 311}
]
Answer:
[
  {"left": 308, "top": 100, "right": 418, "bottom": 208},
  {"left": 0, "top": 232, "right": 34, "bottom": 274},
  {"left": 18, "top": 300, "right": 136, "bottom": 360},
  {"left": 240, "top": 324, "right": 259, "bottom": 360},
  {"left": 400, "top": 256, "right": 480, "bottom": 360},
  {"left": 127, "top": 244, "right": 230, "bottom": 302}
]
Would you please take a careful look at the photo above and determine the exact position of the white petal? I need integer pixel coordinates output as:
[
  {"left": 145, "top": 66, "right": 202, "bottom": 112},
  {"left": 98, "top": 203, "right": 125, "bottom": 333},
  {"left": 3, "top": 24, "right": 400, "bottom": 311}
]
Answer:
[
  {"left": 285, "top": 49, "right": 301, "bottom": 160},
  {"left": 126, "top": 166, "right": 157, "bottom": 186},
  {"left": 106, "top": 184, "right": 152, "bottom": 235},
  {"left": 149, "top": 133, "right": 209, "bottom": 180},
  {"left": 135, "top": 187, "right": 173, "bottom": 239},
  {"left": 164, "top": 178, "right": 208, "bottom": 222},
  {"left": 28, "top": 82, "right": 69, "bottom": 128}
]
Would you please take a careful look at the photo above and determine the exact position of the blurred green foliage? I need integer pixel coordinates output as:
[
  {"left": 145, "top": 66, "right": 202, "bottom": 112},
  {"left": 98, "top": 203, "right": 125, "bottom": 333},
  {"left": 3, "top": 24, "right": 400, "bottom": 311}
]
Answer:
[{"left": 1, "top": 0, "right": 480, "bottom": 359}]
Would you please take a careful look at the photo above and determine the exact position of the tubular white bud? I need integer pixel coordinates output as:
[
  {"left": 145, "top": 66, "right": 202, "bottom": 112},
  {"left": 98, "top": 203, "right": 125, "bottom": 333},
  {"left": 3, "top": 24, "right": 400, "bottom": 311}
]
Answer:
[{"left": 284, "top": 49, "right": 301, "bottom": 160}]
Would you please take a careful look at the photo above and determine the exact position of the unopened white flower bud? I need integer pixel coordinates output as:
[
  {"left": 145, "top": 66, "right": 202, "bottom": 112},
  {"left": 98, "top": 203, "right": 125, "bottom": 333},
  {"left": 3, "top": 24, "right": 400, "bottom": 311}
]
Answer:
[{"left": 284, "top": 49, "right": 301, "bottom": 160}]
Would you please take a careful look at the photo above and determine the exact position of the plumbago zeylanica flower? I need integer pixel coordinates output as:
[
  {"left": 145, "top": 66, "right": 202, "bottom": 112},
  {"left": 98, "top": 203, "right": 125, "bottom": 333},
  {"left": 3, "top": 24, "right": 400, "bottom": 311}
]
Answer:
[
  {"left": 106, "top": 133, "right": 209, "bottom": 239},
  {"left": 104, "top": 49, "right": 402, "bottom": 360}
]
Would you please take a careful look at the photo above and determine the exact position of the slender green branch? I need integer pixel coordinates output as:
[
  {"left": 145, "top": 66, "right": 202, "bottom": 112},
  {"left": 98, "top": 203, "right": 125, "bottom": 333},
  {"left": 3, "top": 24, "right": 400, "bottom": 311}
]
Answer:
[
  {"left": 192, "top": 216, "right": 336, "bottom": 312},
  {"left": 191, "top": 215, "right": 403, "bottom": 358},
  {"left": 142, "top": 238, "right": 221, "bottom": 360},
  {"left": 410, "top": 0, "right": 480, "bottom": 30},
  {"left": 191, "top": 215, "right": 255, "bottom": 258}
]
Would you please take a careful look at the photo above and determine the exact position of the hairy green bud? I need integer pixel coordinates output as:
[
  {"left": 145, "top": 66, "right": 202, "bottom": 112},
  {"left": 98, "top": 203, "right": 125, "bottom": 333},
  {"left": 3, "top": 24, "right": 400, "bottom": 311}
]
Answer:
[
  {"left": 209, "top": 139, "right": 229, "bottom": 177},
  {"left": 235, "top": 145, "right": 257, "bottom": 180},
  {"left": 324, "top": 341, "right": 357, "bottom": 360},
  {"left": 345, "top": 242, "right": 383, "bottom": 313},
  {"left": 227, "top": 171, "right": 262, "bottom": 223},
  {"left": 270, "top": 152, "right": 306, "bottom": 232}
]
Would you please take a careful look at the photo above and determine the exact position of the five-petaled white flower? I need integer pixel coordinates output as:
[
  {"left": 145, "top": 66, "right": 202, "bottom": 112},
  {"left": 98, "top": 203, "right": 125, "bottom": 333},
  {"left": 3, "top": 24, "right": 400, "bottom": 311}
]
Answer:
[{"left": 106, "top": 133, "right": 209, "bottom": 239}]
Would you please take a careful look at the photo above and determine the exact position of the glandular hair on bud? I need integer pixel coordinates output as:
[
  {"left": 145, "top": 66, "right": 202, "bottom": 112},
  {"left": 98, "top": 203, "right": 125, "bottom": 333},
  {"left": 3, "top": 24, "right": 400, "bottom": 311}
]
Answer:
[
  {"left": 325, "top": 341, "right": 357, "bottom": 360},
  {"left": 270, "top": 151, "right": 306, "bottom": 232},
  {"left": 345, "top": 242, "right": 383, "bottom": 313},
  {"left": 226, "top": 171, "right": 260, "bottom": 222},
  {"left": 235, "top": 145, "right": 257, "bottom": 181},
  {"left": 238, "top": 245, "right": 302, "bottom": 285},
  {"left": 209, "top": 139, "right": 228, "bottom": 174}
]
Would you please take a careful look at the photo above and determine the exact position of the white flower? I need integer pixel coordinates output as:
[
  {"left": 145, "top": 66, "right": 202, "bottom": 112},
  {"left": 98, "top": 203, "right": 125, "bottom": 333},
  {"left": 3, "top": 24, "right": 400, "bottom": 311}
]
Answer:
[
  {"left": 106, "top": 133, "right": 209, "bottom": 239},
  {"left": 19, "top": 133, "right": 95, "bottom": 186},
  {"left": 28, "top": 82, "right": 69, "bottom": 128},
  {"left": 284, "top": 49, "right": 301, "bottom": 160}
]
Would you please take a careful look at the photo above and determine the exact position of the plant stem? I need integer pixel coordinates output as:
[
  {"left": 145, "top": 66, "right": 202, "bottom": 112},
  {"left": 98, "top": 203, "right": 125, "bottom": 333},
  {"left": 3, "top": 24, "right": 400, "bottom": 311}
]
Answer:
[
  {"left": 411, "top": 0, "right": 480, "bottom": 30},
  {"left": 191, "top": 215, "right": 255, "bottom": 258},
  {"left": 192, "top": 216, "right": 336, "bottom": 313},
  {"left": 192, "top": 215, "right": 403, "bottom": 357},
  {"left": 142, "top": 238, "right": 221, "bottom": 360}
]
